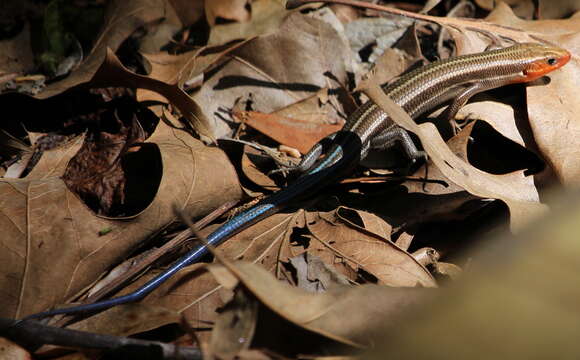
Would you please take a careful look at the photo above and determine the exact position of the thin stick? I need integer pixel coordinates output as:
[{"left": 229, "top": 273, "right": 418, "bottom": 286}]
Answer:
[
  {"left": 286, "top": 0, "right": 442, "bottom": 24},
  {"left": 286, "top": 0, "right": 540, "bottom": 44},
  {"left": 0, "top": 318, "right": 202, "bottom": 359}
]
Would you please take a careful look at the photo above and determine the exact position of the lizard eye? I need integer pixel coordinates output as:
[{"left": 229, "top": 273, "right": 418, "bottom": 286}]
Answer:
[{"left": 547, "top": 58, "right": 557, "bottom": 66}]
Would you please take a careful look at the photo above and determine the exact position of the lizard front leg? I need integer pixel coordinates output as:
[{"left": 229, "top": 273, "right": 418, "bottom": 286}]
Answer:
[{"left": 367, "top": 125, "right": 426, "bottom": 165}]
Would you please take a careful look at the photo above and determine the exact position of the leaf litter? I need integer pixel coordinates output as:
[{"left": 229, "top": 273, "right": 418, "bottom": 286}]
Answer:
[{"left": 0, "top": 0, "right": 578, "bottom": 358}]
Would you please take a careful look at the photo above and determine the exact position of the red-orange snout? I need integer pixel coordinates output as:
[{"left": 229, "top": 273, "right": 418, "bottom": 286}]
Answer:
[{"left": 522, "top": 49, "right": 571, "bottom": 81}]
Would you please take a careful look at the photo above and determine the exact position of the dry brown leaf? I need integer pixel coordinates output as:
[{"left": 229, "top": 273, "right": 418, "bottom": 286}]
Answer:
[
  {"left": 330, "top": 3, "right": 360, "bottom": 23},
  {"left": 205, "top": 0, "right": 252, "bottom": 26},
  {"left": 365, "top": 188, "right": 482, "bottom": 231},
  {"left": 208, "top": 0, "right": 290, "bottom": 45},
  {"left": 0, "top": 337, "right": 30, "bottom": 360},
  {"left": 451, "top": 107, "right": 548, "bottom": 183},
  {"left": 138, "top": 40, "right": 250, "bottom": 107},
  {"left": 209, "top": 289, "right": 258, "bottom": 358},
  {"left": 194, "top": 12, "right": 354, "bottom": 139},
  {"left": 289, "top": 253, "right": 350, "bottom": 292},
  {"left": 138, "top": 4, "right": 185, "bottom": 54},
  {"left": 70, "top": 304, "right": 181, "bottom": 337},
  {"left": 217, "top": 211, "right": 300, "bottom": 266},
  {"left": 141, "top": 50, "right": 203, "bottom": 94},
  {"left": 476, "top": 0, "right": 580, "bottom": 19},
  {"left": 477, "top": 0, "right": 536, "bottom": 19},
  {"left": 344, "top": 16, "right": 412, "bottom": 65},
  {"left": 34, "top": 0, "right": 167, "bottom": 99},
  {"left": 395, "top": 232, "right": 415, "bottom": 251},
  {"left": 432, "top": 261, "right": 463, "bottom": 279},
  {"left": 25, "top": 134, "right": 86, "bottom": 180},
  {"left": 238, "top": 143, "right": 279, "bottom": 191},
  {"left": 406, "top": 118, "right": 536, "bottom": 195},
  {"left": 208, "top": 261, "right": 430, "bottom": 349},
  {"left": 456, "top": 102, "right": 528, "bottom": 149},
  {"left": 354, "top": 209, "right": 393, "bottom": 239},
  {"left": 0, "top": 122, "right": 242, "bottom": 318},
  {"left": 0, "top": 24, "right": 34, "bottom": 76},
  {"left": 305, "top": 209, "right": 436, "bottom": 287},
  {"left": 232, "top": 349, "right": 277, "bottom": 360},
  {"left": 535, "top": 0, "right": 580, "bottom": 19},
  {"left": 273, "top": 88, "right": 351, "bottom": 124},
  {"left": 369, "top": 48, "right": 413, "bottom": 85},
  {"left": 234, "top": 110, "right": 343, "bottom": 154},
  {"left": 168, "top": 0, "right": 205, "bottom": 27}
]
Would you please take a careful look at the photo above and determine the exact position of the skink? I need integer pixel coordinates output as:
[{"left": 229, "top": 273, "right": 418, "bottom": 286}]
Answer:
[{"left": 26, "top": 42, "right": 570, "bottom": 319}]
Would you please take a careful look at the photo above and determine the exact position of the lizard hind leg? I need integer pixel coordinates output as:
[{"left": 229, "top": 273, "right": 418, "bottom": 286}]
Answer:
[{"left": 269, "top": 132, "right": 337, "bottom": 176}]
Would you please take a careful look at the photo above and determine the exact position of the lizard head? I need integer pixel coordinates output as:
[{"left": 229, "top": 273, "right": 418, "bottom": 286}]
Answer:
[{"left": 517, "top": 43, "right": 571, "bottom": 82}]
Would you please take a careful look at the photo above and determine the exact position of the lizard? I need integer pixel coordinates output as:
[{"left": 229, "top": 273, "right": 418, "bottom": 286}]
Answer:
[{"left": 24, "top": 42, "right": 570, "bottom": 320}]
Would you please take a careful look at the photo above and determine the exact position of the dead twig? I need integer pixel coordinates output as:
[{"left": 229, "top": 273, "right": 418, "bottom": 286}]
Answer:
[{"left": 0, "top": 318, "right": 202, "bottom": 360}]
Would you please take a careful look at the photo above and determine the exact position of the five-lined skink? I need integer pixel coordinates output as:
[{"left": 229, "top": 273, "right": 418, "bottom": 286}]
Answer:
[{"left": 25, "top": 42, "right": 570, "bottom": 319}]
